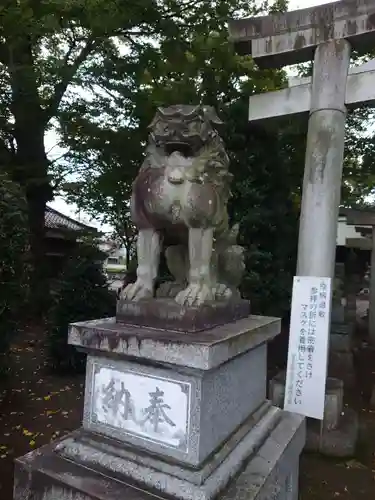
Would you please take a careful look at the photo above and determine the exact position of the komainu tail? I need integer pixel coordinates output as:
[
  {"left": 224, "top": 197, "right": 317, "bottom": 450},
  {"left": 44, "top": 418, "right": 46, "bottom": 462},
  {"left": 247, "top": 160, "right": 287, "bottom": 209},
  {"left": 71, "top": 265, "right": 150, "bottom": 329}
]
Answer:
[{"left": 226, "top": 223, "right": 240, "bottom": 246}]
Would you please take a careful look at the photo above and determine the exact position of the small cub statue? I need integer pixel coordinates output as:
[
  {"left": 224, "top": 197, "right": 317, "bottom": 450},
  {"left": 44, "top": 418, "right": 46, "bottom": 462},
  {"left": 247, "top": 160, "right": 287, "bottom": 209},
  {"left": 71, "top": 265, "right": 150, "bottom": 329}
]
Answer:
[{"left": 121, "top": 104, "right": 245, "bottom": 307}]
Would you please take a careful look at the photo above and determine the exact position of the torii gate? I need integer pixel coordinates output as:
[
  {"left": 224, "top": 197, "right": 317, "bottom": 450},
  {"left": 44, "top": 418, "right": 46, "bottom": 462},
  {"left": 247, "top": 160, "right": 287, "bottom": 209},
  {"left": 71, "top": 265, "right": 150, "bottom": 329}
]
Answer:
[{"left": 229, "top": 0, "right": 375, "bottom": 282}]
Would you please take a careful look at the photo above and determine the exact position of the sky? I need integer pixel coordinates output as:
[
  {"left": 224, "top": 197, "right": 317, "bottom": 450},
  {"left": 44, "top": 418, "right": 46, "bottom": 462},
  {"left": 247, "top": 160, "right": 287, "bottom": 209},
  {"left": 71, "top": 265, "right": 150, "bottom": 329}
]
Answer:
[{"left": 48, "top": 0, "right": 339, "bottom": 232}]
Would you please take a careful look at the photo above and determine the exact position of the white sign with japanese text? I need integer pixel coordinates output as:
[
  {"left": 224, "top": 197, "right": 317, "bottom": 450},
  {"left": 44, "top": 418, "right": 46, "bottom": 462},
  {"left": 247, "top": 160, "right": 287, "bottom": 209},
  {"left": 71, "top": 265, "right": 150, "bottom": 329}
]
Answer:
[
  {"left": 91, "top": 365, "right": 191, "bottom": 451},
  {"left": 284, "top": 276, "right": 332, "bottom": 420}
]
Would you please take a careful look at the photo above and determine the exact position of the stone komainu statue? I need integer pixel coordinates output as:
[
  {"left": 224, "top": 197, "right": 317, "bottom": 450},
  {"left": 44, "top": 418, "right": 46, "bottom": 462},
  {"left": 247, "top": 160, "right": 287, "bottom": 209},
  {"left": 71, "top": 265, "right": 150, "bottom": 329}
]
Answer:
[{"left": 121, "top": 104, "right": 245, "bottom": 307}]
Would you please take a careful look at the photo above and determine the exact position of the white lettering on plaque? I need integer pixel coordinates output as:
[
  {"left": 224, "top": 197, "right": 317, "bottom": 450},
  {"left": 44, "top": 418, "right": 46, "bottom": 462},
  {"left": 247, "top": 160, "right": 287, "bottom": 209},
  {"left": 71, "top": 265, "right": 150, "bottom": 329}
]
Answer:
[
  {"left": 91, "top": 365, "right": 190, "bottom": 451},
  {"left": 284, "top": 276, "right": 332, "bottom": 420}
]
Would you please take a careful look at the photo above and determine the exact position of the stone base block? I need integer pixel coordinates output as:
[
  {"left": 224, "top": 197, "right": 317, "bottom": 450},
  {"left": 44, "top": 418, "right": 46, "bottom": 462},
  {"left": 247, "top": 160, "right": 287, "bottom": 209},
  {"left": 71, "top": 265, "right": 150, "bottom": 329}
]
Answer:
[
  {"left": 70, "top": 316, "right": 280, "bottom": 468},
  {"left": 116, "top": 298, "right": 251, "bottom": 333},
  {"left": 330, "top": 332, "right": 352, "bottom": 352},
  {"left": 269, "top": 372, "right": 358, "bottom": 457},
  {"left": 305, "top": 408, "right": 358, "bottom": 457},
  {"left": 329, "top": 326, "right": 355, "bottom": 385},
  {"left": 269, "top": 372, "right": 343, "bottom": 430},
  {"left": 83, "top": 342, "right": 268, "bottom": 467},
  {"left": 14, "top": 406, "right": 305, "bottom": 500},
  {"left": 328, "top": 351, "right": 355, "bottom": 387}
]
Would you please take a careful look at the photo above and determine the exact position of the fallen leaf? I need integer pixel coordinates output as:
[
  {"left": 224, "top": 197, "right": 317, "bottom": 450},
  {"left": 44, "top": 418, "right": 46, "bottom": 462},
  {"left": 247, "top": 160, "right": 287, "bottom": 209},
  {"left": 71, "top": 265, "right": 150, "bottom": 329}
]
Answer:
[
  {"left": 345, "top": 459, "right": 367, "bottom": 470},
  {"left": 46, "top": 410, "right": 59, "bottom": 416}
]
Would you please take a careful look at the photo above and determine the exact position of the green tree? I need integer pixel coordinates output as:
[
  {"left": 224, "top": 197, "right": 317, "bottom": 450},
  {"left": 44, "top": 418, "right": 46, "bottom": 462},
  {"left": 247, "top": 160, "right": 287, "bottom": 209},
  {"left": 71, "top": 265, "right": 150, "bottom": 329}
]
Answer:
[
  {"left": 0, "top": 172, "right": 30, "bottom": 377},
  {"left": 46, "top": 240, "right": 116, "bottom": 373},
  {"left": 1, "top": 0, "right": 264, "bottom": 308},
  {"left": 58, "top": 0, "right": 288, "bottom": 237}
]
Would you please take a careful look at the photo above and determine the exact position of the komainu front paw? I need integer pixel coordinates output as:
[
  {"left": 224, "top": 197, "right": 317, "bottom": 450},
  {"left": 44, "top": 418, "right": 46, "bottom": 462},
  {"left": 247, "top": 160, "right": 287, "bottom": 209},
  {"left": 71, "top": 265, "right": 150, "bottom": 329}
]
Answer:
[
  {"left": 120, "top": 280, "right": 153, "bottom": 301},
  {"left": 175, "top": 284, "right": 214, "bottom": 307}
]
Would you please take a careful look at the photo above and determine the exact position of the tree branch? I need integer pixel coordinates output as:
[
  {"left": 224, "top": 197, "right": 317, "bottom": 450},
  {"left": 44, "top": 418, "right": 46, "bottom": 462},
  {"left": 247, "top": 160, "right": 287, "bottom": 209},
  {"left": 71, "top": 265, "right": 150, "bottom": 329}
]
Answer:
[
  {"left": 121, "top": 34, "right": 147, "bottom": 52},
  {"left": 0, "top": 137, "right": 14, "bottom": 165},
  {"left": 44, "top": 35, "right": 97, "bottom": 124},
  {"left": 161, "top": 0, "right": 197, "bottom": 19},
  {"left": 48, "top": 150, "right": 69, "bottom": 166},
  {"left": 0, "top": 41, "right": 8, "bottom": 66},
  {"left": 50, "top": 171, "right": 69, "bottom": 191}
]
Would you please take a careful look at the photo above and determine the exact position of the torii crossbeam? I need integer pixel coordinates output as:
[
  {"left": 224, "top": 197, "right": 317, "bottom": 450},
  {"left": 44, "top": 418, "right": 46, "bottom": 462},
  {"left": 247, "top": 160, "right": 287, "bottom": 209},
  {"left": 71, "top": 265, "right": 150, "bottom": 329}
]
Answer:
[
  {"left": 247, "top": 59, "right": 375, "bottom": 123},
  {"left": 229, "top": 0, "right": 375, "bottom": 68}
]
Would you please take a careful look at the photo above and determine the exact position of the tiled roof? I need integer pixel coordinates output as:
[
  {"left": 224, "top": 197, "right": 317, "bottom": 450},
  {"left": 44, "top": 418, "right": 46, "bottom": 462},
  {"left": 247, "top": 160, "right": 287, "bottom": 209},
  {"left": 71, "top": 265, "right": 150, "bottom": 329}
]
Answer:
[
  {"left": 339, "top": 206, "right": 375, "bottom": 216},
  {"left": 45, "top": 206, "right": 97, "bottom": 233}
]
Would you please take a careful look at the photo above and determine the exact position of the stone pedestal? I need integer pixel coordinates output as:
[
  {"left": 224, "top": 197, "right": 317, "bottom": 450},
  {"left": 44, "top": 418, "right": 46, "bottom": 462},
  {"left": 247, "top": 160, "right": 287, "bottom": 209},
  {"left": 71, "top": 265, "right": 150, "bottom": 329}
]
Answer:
[
  {"left": 269, "top": 371, "right": 358, "bottom": 458},
  {"left": 116, "top": 297, "right": 251, "bottom": 333},
  {"left": 370, "top": 385, "right": 375, "bottom": 409},
  {"left": 329, "top": 323, "right": 355, "bottom": 385},
  {"left": 328, "top": 264, "right": 355, "bottom": 383},
  {"left": 329, "top": 298, "right": 355, "bottom": 385},
  {"left": 14, "top": 314, "right": 305, "bottom": 500}
]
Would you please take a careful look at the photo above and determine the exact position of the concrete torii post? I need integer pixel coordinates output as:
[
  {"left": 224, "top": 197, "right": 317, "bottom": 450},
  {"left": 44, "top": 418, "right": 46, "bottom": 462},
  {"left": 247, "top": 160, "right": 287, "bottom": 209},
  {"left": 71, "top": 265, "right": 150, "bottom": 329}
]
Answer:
[
  {"left": 345, "top": 209, "right": 375, "bottom": 345},
  {"left": 228, "top": 0, "right": 375, "bottom": 282}
]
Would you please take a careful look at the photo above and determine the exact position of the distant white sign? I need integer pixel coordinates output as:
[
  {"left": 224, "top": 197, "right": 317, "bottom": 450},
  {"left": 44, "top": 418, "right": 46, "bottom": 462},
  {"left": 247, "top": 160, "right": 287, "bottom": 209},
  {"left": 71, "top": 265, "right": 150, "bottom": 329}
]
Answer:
[{"left": 284, "top": 276, "right": 332, "bottom": 420}]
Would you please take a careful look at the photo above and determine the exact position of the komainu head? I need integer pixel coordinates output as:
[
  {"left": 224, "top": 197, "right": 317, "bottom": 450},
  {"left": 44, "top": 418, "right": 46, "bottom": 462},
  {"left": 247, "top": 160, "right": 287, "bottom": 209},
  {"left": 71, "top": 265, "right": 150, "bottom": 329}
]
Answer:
[{"left": 148, "top": 104, "right": 223, "bottom": 156}]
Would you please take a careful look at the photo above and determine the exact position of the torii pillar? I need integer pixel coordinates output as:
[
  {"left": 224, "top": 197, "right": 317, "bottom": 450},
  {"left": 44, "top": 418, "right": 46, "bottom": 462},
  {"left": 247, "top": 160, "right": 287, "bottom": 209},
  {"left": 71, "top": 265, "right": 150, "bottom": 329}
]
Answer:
[{"left": 229, "top": 0, "right": 375, "bottom": 283}]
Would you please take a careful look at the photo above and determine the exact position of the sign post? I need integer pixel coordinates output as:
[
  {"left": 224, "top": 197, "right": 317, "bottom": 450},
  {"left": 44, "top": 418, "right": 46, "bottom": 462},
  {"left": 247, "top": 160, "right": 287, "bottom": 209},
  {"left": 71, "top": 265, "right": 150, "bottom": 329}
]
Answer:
[{"left": 284, "top": 276, "right": 332, "bottom": 419}]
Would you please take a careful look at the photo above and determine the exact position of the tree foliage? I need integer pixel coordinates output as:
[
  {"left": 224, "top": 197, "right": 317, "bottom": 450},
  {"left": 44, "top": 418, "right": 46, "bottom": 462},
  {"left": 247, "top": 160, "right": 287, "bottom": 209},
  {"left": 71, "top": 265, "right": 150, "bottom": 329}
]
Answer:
[
  {"left": 0, "top": 172, "right": 30, "bottom": 377},
  {"left": 223, "top": 104, "right": 305, "bottom": 315},
  {"left": 58, "top": 0, "right": 287, "bottom": 246},
  {"left": 46, "top": 241, "right": 116, "bottom": 374},
  {"left": 1, "top": 0, "right": 275, "bottom": 307}
]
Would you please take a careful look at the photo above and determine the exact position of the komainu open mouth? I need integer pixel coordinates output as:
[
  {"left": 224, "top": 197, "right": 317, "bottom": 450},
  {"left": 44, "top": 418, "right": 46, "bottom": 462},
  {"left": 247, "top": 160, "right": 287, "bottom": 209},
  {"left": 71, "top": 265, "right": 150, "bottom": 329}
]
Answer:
[{"left": 165, "top": 141, "right": 192, "bottom": 157}]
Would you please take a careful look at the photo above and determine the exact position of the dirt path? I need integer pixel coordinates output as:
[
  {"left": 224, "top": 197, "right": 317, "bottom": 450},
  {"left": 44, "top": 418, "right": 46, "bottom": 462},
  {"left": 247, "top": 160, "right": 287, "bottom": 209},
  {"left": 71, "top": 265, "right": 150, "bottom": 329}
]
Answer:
[
  {"left": 300, "top": 404, "right": 375, "bottom": 499},
  {"left": 0, "top": 326, "right": 84, "bottom": 499},
  {"left": 0, "top": 326, "right": 374, "bottom": 499}
]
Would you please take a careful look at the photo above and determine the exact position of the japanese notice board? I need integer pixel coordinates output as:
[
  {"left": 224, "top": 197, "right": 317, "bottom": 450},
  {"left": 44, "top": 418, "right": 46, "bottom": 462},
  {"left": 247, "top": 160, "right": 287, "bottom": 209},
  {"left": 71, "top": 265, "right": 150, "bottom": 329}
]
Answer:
[{"left": 284, "top": 276, "right": 332, "bottom": 420}]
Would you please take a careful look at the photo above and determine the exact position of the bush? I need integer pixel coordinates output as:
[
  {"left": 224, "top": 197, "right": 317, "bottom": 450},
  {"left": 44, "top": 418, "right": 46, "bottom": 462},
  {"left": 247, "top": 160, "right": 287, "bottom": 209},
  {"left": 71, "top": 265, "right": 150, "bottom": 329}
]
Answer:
[
  {"left": 47, "top": 241, "right": 116, "bottom": 374},
  {"left": 0, "top": 172, "right": 30, "bottom": 377}
]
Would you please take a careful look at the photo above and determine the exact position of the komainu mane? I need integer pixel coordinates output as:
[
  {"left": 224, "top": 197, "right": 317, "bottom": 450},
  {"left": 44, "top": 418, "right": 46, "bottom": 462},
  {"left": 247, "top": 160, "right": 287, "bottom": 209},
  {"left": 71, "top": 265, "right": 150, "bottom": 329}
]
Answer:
[{"left": 121, "top": 104, "right": 245, "bottom": 307}]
